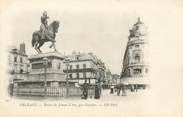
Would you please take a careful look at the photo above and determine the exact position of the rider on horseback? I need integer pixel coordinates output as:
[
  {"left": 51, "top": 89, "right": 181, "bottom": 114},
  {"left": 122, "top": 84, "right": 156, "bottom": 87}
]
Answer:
[
  {"left": 40, "top": 11, "right": 55, "bottom": 43},
  {"left": 32, "top": 11, "right": 59, "bottom": 53}
]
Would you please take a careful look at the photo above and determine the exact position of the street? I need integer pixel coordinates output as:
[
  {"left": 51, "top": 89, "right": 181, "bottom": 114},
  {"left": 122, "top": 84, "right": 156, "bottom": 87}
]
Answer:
[
  {"left": 94, "top": 89, "right": 148, "bottom": 100},
  {"left": 13, "top": 88, "right": 148, "bottom": 101}
]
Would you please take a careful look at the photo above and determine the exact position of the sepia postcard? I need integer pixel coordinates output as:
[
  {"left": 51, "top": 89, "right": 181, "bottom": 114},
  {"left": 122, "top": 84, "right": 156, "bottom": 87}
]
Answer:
[{"left": 0, "top": 0, "right": 183, "bottom": 117}]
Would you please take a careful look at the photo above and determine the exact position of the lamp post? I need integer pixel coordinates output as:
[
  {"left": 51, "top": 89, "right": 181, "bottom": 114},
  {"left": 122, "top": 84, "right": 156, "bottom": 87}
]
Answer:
[
  {"left": 43, "top": 57, "right": 48, "bottom": 96},
  {"left": 99, "top": 68, "right": 102, "bottom": 95},
  {"left": 65, "top": 58, "right": 70, "bottom": 97}
]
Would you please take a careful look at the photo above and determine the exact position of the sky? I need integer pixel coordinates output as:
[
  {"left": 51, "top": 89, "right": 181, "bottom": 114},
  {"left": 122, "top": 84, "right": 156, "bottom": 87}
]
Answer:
[{"left": 5, "top": 3, "right": 140, "bottom": 74}]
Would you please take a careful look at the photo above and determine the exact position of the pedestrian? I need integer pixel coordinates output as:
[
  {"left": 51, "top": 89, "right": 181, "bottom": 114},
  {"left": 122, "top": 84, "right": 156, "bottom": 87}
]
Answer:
[
  {"left": 81, "top": 83, "right": 88, "bottom": 99},
  {"left": 117, "top": 85, "right": 121, "bottom": 96},
  {"left": 110, "top": 85, "right": 114, "bottom": 94},
  {"left": 94, "top": 85, "right": 100, "bottom": 99},
  {"left": 122, "top": 84, "right": 126, "bottom": 96}
]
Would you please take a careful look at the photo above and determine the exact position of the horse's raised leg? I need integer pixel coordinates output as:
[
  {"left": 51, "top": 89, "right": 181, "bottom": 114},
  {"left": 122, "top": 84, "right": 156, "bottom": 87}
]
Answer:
[
  {"left": 36, "top": 47, "right": 41, "bottom": 53},
  {"left": 37, "top": 46, "right": 42, "bottom": 53},
  {"left": 38, "top": 41, "right": 44, "bottom": 53},
  {"left": 34, "top": 43, "right": 40, "bottom": 53},
  {"left": 35, "top": 48, "right": 39, "bottom": 53},
  {"left": 38, "top": 49, "right": 42, "bottom": 53}
]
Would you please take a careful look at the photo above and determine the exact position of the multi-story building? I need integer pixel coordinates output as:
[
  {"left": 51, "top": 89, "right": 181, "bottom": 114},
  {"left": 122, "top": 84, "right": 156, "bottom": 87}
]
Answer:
[
  {"left": 63, "top": 52, "right": 106, "bottom": 86},
  {"left": 8, "top": 43, "right": 29, "bottom": 82},
  {"left": 120, "top": 17, "right": 149, "bottom": 88},
  {"left": 105, "top": 69, "right": 112, "bottom": 85},
  {"left": 111, "top": 74, "right": 120, "bottom": 84}
]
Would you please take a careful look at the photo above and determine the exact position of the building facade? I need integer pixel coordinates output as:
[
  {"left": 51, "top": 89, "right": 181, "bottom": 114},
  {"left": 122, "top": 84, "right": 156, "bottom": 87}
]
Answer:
[
  {"left": 111, "top": 74, "right": 120, "bottom": 84},
  {"left": 64, "top": 52, "right": 106, "bottom": 86},
  {"left": 105, "top": 69, "right": 112, "bottom": 85},
  {"left": 121, "top": 18, "right": 149, "bottom": 87},
  {"left": 8, "top": 43, "right": 29, "bottom": 81}
]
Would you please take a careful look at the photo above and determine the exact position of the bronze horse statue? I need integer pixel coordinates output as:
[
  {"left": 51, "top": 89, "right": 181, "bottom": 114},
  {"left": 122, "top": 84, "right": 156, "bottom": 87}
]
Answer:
[{"left": 32, "top": 20, "right": 60, "bottom": 53}]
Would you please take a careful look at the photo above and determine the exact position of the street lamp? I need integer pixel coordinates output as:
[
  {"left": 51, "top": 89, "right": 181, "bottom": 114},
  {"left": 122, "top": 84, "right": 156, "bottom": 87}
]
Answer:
[
  {"left": 43, "top": 57, "right": 48, "bottom": 96},
  {"left": 65, "top": 58, "right": 70, "bottom": 97}
]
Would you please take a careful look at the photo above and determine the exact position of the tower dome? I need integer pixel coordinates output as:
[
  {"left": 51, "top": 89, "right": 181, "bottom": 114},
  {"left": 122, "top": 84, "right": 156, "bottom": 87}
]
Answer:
[{"left": 129, "top": 17, "right": 147, "bottom": 38}]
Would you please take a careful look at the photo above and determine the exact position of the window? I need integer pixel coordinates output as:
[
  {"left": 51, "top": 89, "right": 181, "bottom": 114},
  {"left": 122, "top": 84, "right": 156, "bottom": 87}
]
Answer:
[
  {"left": 145, "top": 68, "right": 148, "bottom": 73},
  {"left": 76, "top": 56, "right": 79, "bottom": 60},
  {"left": 133, "top": 68, "right": 142, "bottom": 75},
  {"left": 69, "top": 74, "right": 72, "bottom": 78},
  {"left": 20, "top": 69, "right": 23, "bottom": 73},
  {"left": 14, "top": 57, "right": 17, "bottom": 62},
  {"left": 135, "top": 55, "right": 140, "bottom": 63},
  {"left": 58, "top": 63, "right": 61, "bottom": 69},
  {"left": 76, "top": 73, "right": 79, "bottom": 78},
  {"left": 83, "top": 72, "right": 86, "bottom": 78},
  {"left": 76, "top": 64, "right": 79, "bottom": 69},
  {"left": 47, "top": 61, "right": 52, "bottom": 68},
  {"left": 20, "top": 57, "right": 23, "bottom": 63},
  {"left": 83, "top": 64, "right": 86, "bottom": 69},
  {"left": 135, "top": 45, "right": 140, "bottom": 49},
  {"left": 70, "top": 65, "right": 72, "bottom": 70}
]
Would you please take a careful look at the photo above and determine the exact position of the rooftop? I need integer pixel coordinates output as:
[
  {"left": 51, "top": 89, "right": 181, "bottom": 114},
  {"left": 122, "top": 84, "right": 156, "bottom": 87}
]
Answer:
[{"left": 9, "top": 47, "right": 27, "bottom": 56}]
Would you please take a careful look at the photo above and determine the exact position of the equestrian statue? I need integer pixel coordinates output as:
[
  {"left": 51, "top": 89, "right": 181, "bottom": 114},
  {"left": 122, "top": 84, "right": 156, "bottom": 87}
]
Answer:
[{"left": 32, "top": 11, "right": 60, "bottom": 53}]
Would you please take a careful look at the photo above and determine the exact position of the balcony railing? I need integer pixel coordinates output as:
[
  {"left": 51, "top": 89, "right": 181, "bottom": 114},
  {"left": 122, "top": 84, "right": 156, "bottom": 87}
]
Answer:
[
  {"left": 128, "top": 39, "right": 148, "bottom": 46},
  {"left": 123, "top": 62, "right": 147, "bottom": 68}
]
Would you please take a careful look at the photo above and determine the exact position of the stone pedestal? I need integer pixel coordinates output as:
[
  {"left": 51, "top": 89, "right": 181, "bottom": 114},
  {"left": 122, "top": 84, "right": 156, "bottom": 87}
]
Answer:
[
  {"left": 13, "top": 52, "right": 78, "bottom": 97},
  {"left": 28, "top": 52, "right": 66, "bottom": 82}
]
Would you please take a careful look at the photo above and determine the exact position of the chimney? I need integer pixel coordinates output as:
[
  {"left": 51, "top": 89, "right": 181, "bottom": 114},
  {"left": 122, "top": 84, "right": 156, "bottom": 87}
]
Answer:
[{"left": 20, "top": 43, "right": 26, "bottom": 54}]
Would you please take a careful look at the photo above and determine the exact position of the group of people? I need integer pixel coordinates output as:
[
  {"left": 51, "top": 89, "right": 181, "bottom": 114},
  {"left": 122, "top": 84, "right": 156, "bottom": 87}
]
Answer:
[
  {"left": 110, "top": 85, "right": 127, "bottom": 96},
  {"left": 110, "top": 84, "right": 141, "bottom": 96},
  {"left": 81, "top": 83, "right": 101, "bottom": 100}
]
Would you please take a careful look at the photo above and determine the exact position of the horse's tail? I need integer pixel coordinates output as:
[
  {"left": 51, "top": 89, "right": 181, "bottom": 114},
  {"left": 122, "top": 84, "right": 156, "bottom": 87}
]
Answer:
[{"left": 32, "top": 31, "right": 39, "bottom": 47}]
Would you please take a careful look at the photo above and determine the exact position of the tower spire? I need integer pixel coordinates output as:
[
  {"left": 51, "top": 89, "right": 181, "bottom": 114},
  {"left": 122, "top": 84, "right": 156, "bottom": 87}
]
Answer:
[{"left": 138, "top": 17, "right": 141, "bottom": 23}]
